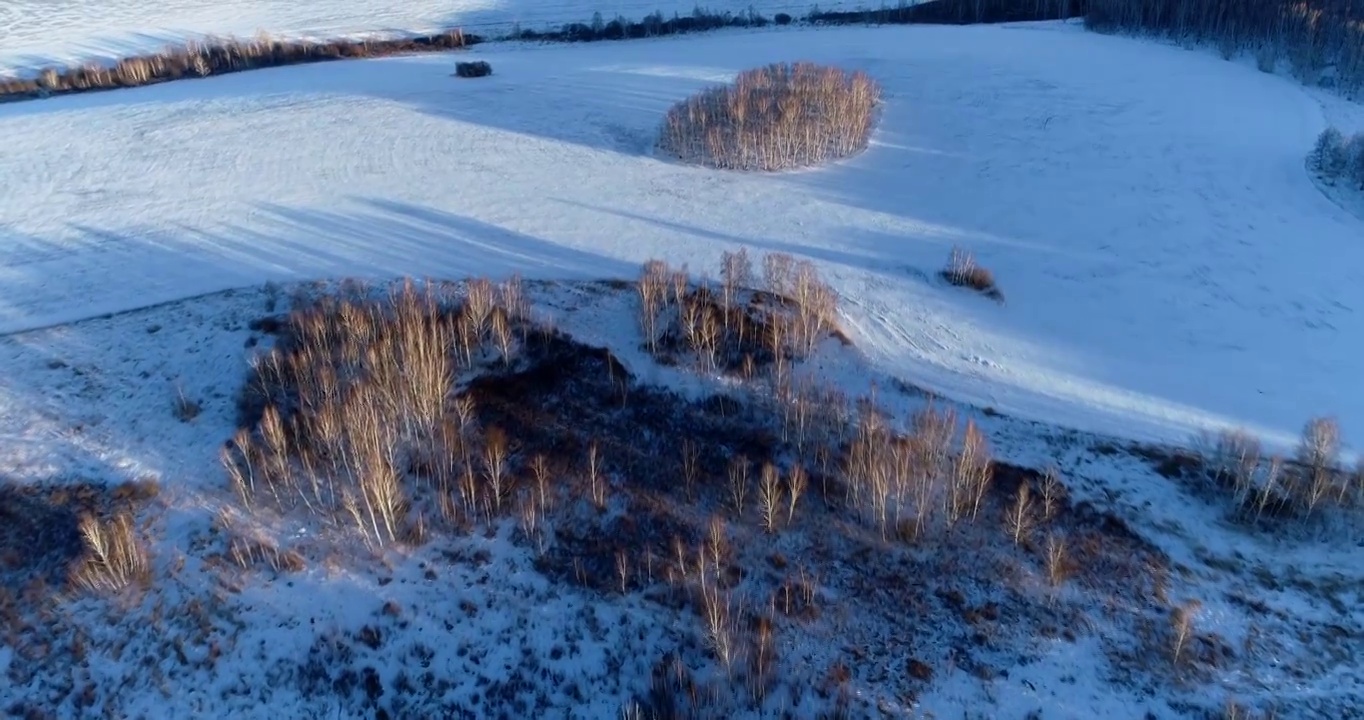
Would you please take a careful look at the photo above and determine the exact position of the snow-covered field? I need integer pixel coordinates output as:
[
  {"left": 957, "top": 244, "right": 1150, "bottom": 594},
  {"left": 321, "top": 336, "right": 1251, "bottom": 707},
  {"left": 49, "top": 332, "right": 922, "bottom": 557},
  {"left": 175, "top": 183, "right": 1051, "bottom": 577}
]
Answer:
[
  {"left": 0, "top": 0, "right": 844, "bottom": 74},
  {"left": 2, "top": 14, "right": 1363, "bottom": 720},
  {"left": 1, "top": 21, "right": 1362, "bottom": 451}
]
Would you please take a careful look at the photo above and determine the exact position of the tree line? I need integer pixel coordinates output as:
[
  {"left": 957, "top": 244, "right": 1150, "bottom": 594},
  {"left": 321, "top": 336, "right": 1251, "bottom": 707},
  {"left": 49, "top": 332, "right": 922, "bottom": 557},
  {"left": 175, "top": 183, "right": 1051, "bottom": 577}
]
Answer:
[{"left": 1084, "top": 0, "right": 1364, "bottom": 94}]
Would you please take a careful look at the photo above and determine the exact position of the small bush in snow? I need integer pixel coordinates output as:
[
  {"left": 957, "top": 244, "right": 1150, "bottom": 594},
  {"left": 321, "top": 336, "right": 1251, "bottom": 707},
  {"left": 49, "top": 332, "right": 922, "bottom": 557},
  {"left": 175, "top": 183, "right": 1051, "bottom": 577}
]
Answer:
[
  {"left": 941, "top": 247, "right": 1002, "bottom": 301},
  {"left": 658, "top": 62, "right": 881, "bottom": 171},
  {"left": 454, "top": 61, "right": 493, "bottom": 78},
  {"left": 72, "top": 513, "right": 152, "bottom": 594},
  {"left": 1312, "top": 127, "right": 1349, "bottom": 177},
  {"left": 1310, "top": 126, "right": 1364, "bottom": 189},
  {"left": 172, "top": 385, "right": 202, "bottom": 422}
]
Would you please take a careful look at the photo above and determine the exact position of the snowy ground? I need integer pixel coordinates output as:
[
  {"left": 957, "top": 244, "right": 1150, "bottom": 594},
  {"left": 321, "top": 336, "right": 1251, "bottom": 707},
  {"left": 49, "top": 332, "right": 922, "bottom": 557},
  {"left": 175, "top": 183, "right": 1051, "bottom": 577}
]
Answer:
[
  {"left": 1, "top": 21, "right": 1362, "bottom": 453},
  {"left": 0, "top": 0, "right": 852, "bottom": 74},
  {"left": 2, "top": 16, "right": 1363, "bottom": 719},
  {"left": 0, "top": 279, "right": 1358, "bottom": 718}
]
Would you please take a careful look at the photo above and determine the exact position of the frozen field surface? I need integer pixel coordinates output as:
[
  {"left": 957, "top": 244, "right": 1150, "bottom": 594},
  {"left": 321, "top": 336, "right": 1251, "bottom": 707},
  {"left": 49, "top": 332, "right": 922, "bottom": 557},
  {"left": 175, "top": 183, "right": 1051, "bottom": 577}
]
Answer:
[
  {"left": 1, "top": 21, "right": 1361, "bottom": 451},
  {"left": 0, "top": 0, "right": 846, "bottom": 73}
]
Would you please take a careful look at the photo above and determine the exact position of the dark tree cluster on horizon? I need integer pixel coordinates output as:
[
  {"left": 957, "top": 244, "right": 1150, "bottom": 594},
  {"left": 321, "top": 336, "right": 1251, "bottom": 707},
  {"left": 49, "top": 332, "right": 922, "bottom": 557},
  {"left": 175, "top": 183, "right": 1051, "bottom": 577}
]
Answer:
[{"left": 1084, "top": 0, "right": 1364, "bottom": 94}]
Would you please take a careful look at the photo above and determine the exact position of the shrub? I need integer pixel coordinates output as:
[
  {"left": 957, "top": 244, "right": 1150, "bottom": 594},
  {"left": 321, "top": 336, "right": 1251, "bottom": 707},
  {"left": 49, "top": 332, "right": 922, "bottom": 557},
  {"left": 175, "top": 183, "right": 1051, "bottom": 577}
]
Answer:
[
  {"left": 71, "top": 513, "right": 151, "bottom": 594},
  {"left": 774, "top": 12, "right": 793, "bottom": 24},
  {"left": 455, "top": 61, "right": 493, "bottom": 78},
  {"left": 1307, "top": 125, "right": 1364, "bottom": 189},
  {"left": 172, "top": 385, "right": 202, "bottom": 422},
  {"left": 225, "top": 279, "right": 502, "bottom": 546},
  {"left": 1311, "top": 127, "right": 1349, "bottom": 177},
  {"left": 1347, "top": 133, "right": 1364, "bottom": 188},
  {"left": 1170, "top": 599, "right": 1201, "bottom": 666},
  {"left": 658, "top": 62, "right": 881, "bottom": 171},
  {"left": 941, "top": 247, "right": 1002, "bottom": 301}
]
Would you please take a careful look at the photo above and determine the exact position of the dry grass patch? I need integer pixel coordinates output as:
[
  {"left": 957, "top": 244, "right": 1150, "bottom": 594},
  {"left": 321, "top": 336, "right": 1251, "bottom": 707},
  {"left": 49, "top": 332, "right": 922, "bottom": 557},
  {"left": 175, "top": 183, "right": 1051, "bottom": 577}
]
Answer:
[
  {"left": 658, "top": 62, "right": 881, "bottom": 171},
  {"left": 70, "top": 513, "right": 152, "bottom": 594},
  {"left": 0, "top": 30, "right": 470, "bottom": 103},
  {"left": 0, "top": 479, "right": 158, "bottom": 594}
]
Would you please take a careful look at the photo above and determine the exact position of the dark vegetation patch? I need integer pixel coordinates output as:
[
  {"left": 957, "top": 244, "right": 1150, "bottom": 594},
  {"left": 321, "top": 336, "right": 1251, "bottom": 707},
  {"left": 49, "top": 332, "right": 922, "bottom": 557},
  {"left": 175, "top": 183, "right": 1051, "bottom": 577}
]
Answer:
[
  {"left": 454, "top": 61, "right": 493, "bottom": 78},
  {"left": 464, "top": 329, "right": 777, "bottom": 488},
  {"left": 808, "top": 0, "right": 1086, "bottom": 25},
  {"left": 0, "top": 478, "right": 159, "bottom": 699},
  {"left": 0, "top": 478, "right": 158, "bottom": 591},
  {"left": 224, "top": 266, "right": 1211, "bottom": 716},
  {"left": 1086, "top": 0, "right": 1364, "bottom": 94}
]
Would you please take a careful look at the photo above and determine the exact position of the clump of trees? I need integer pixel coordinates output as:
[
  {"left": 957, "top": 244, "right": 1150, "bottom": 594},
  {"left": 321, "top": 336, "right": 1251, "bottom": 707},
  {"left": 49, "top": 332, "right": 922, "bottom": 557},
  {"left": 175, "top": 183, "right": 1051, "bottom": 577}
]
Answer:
[
  {"left": 1309, "top": 126, "right": 1364, "bottom": 187},
  {"left": 658, "top": 62, "right": 881, "bottom": 171},
  {"left": 1085, "top": 0, "right": 1364, "bottom": 93}
]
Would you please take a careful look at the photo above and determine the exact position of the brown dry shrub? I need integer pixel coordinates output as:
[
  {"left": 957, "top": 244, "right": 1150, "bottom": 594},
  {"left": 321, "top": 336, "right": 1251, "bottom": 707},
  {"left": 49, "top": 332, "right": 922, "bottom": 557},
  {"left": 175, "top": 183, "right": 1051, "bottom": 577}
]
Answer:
[
  {"left": 942, "top": 247, "right": 1002, "bottom": 301},
  {"left": 71, "top": 513, "right": 152, "bottom": 594},
  {"left": 225, "top": 278, "right": 481, "bottom": 546},
  {"left": 659, "top": 62, "right": 882, "bottom": 171}
]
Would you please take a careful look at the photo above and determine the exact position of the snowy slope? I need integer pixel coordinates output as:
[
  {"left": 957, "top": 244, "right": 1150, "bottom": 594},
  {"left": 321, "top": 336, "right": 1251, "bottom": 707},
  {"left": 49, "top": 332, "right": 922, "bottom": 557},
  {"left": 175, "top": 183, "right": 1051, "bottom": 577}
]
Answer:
[
  {"left": 2, "top": 281, "right": 1356, "bottom": 719},
  {"left": 1, "top": 22, "right": 1361, "bottom": 455},
  {"left": 0, "top": 0, "right": 848, "bottom": 74}
]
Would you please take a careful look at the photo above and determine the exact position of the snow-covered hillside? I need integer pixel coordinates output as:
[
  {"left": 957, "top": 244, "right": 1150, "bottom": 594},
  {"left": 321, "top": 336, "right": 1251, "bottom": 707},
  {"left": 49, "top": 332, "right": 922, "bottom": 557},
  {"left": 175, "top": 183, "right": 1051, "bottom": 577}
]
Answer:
[
  {"left": 1, "top": 21, "right": 1361, "bottom": 452},
  {"left": 0, "top": 277, "right": 1358, "bottom": 719}
]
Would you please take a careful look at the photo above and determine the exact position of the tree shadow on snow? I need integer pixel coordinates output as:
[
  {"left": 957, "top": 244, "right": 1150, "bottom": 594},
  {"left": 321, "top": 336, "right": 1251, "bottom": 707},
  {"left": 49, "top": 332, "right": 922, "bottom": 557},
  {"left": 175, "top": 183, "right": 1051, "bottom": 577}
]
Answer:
[
  {"left": 0, "top": 199, "right": 630, "bottom": 337},
  {"left": 549, "top": 197, "right": 952, "bottom": 288}
]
